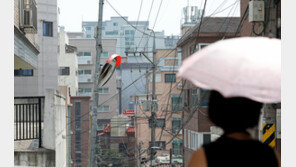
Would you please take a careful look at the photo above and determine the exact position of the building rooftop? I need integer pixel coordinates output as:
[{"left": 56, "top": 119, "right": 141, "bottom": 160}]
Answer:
[{"left": 178, "top": 17, "right": 241, "bottom": 46}]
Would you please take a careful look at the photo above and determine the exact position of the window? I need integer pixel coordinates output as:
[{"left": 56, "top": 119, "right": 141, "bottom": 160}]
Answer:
[
  {"left": 75, "top": 153, "right": 81, "bottom": 164},
  {"left": 43, "top": 21, "right": 53, "bottom": 37},
  {"left": 84, "top": 70, "right": 91, "bottom": 74},
  {"left": 149, "top": 141, "right": 166, "bottom": 150},
  {"left": 84, "top": 88, "right": 92, "bottom": 92},
  {"left": 102, "top": 52, "right": 109, "bottom": 57},
  {"left": 119, "top": 143, "right": 127, "bottom": 153},
  {"left": 77, "top": 52, "right": 91, "bottom": 56},
  {"left": 78, "top": 70, "right": 83, "bottom": 75},
  {"left": 113, "top": 22, "right": 118, "bottom": 26},
  {"left": 78, "top": 88, "right": 83, "bottom": 93},
  {"left": 125, "top": 30, "right": 135, "bottom": 35},
  {"left": 105, "top": 30, "right": 118, "bottom": 35},
  {"left": 172, "top": 118, "right": 182, "bottom": 134},
  {"left": 59, "top": 67, "right": 70, "bottom": 75},
  {"left": 77, "top": 52, "right": 83, "bottom": 56},
  {"left": 98, "top": 88, "right": 109, "bottom": 94},
  {"left": 149, "top": 119, "right": 165, "bottom": 128},
  {"left": 171, "top": 95, "right": 182, "bottom": 111},
  {"left": 192, "top": 89, "right": 198, "bottom": 108},
  {"left": 199, "top": 44, "right": 208, "bottom": 50},
  {"left": 84, "top": 52, "right": 91, "bottom": 56},
  {"left": 85, "top": 27, "right": 92, "bottom": 30},
  {"left": 125, "top": 36, "right": 135, "bottom": 46},
  {"left": 98, "top": 105, "right": 110, "bottom": 112},
  {"left": 201, "top": 89, "right": 210, "bottom": 106},
  {"left": 172, "top": 140, "right": 182, "bottom": 155},
  {"left": 14, "top": 69, "right": 33, "bottom": 76},
  {"left": 165, "top": 74, "right": 176, "bottom": 83}
]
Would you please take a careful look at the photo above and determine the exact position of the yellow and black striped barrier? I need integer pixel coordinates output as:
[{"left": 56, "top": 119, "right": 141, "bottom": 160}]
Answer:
[{"left": 262, "top": 123, "right": 275, "bottom": 148}]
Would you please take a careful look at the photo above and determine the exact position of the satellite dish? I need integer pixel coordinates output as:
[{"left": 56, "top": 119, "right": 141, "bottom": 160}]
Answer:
[{"left": 98, "top": 54, "right": 121, "bottom": 87}]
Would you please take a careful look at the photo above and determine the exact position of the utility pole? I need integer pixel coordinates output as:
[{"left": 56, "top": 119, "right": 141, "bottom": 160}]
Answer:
[
  {"left": 90, "top": 0, "right": 104, "bottom": 167},
  {"left": 149, "top": 28, "right": 157, "bottom": 167},
  {"left": 138, "top": 142, "right": 142, "bottom": 167},
  {"left": 117, "top": 77, "right": 122, "bottom": 114},
  {"left": 169, "top": 148, "right": 172, "bottom": 167},
  {"left": 260, "top": 0, "right": 279, "bottom": 150}
]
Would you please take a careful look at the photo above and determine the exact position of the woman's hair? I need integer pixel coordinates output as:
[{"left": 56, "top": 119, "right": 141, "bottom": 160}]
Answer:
[{"left": 208, "top": 91, "right": 263, "bottom": 133}]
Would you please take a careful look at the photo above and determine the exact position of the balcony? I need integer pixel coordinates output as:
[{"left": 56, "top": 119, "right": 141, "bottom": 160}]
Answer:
[
  {"left": 14, "top": 97, "right": 44, "bottom": 147},
  {"left": 78, "top": 74, "right": 92, "bottom": 83},
  {"left": 78, "top": 56, "right": 92, "bottom": 65}
]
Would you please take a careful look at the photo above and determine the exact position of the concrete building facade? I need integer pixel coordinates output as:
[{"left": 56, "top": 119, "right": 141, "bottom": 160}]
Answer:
[
  {"left": 70, "top": 96, "right": 91, "bottom": 167},
  {"left": 36, "top": 0, "right": 59, "bottom": 96},
  {"left": 14, "top": 0, "right": 68, "bottom": 167},
  {"left": 133, "top": 49, "right": 183, "bottom": 166},
  {"left": 14, "top": 0, "right": 39, "bottom": 97},
  {"left": 58, "top": 28, "right": 79, "bottom": 96},
  {"left": 68, "top": 34, "right": 119, "bottom": 131}
]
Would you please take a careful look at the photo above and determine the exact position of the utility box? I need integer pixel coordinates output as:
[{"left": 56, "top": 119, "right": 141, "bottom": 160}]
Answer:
[
  {"left": 141, "top": 100, "right": 158, "bottom": 112},
  {"left": 249, "top": 1, "right": 265, "bottom": 22}
]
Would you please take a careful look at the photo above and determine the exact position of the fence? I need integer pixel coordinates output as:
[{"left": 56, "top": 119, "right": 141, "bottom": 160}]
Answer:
[{"left": 14, "top": 97, "right": 44, "bottom": 147}]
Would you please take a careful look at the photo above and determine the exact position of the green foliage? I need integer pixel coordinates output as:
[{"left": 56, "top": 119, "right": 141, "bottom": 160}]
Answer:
[{"left": 96, "top": 150, "right": 129, "bottom": 167}]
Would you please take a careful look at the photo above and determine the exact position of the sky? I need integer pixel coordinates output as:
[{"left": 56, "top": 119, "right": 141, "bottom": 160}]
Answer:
[{"left": 58, "top": 0, "right": 240, "bottom": 36}]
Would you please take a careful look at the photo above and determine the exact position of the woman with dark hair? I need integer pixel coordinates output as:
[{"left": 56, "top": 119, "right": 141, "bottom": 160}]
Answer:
[{"left": 188, "top": 91, "right": 280, "bottom": 167}]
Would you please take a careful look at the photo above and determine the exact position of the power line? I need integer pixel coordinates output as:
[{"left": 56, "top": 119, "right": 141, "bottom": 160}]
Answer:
[
  {"left": 136, "top": 0, "right": 155, "bottom": 51},
  {"left": 105, "top": 0, "right": 165, "bottom": 40},
  {"left": 135, "top": 0, "right": 144, "bottom": 27}
]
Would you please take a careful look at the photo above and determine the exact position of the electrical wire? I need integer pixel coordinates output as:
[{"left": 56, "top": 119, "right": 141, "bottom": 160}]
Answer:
[{"left": 105, "top": 0, "right": 165, "bottom": 39}]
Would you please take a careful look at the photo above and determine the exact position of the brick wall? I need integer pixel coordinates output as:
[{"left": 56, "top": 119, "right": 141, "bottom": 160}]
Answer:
[{"left": 70, "top": 97, "right": 91, "bottom": 167}]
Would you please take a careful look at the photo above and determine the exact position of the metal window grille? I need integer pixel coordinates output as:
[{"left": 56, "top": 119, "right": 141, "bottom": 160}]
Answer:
[{"left": 14, "top": 97, "right": 44, "bottom": 147}]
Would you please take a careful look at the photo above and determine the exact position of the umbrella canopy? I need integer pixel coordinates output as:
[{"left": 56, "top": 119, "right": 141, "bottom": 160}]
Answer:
[{"left": 177, "top": 37, "right": 281, "bottom": 103}]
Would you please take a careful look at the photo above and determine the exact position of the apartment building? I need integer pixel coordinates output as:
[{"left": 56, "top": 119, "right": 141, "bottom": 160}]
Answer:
[
  {"left": 82, "top": 18, "right": 181, "bottom": 112},
  {"left": 70, "top": 96, "right": 91, "bottom": 167},
  {"left": 58, "top": 27, "right": 79, "bottom": 96},
  {"left": 133, "top": 49, "right": 183, "bottom": 166},
  {"left": 68, "top": 34, "right": 119, "bottom": 132},
  {"left": 177, "top": 17, "right": 240, "bottom": 167},
  {"left": 14, "top": 0, "right": 39, "bottom": 96},
  {"left": 14, "top": 0, "right": 67, "bottom": 166}
]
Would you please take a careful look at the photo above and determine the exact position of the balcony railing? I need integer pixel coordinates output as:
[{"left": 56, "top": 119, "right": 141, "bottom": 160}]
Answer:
[{"left": 14, "top": 97, "right": 44, "bottom": 147}]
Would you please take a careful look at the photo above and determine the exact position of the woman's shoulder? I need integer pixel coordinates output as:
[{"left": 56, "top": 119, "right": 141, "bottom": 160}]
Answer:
[{"left": 188, "top": 147, "right": 207, "bottom": 167}]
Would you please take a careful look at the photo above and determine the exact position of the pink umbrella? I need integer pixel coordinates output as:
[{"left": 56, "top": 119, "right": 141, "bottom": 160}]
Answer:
[{"left": 177, "top": 37, "right": 281, "bottom": 103}]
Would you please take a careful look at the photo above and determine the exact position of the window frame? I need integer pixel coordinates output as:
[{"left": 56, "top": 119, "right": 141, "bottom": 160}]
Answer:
[
  {"left": 14, "top": 69, "right": 34, "bottom": 76},
  {"left": 43, "top": 21, "right": 53, "bottom": 37},
  {"left": 164, "top": 74, "right": 176, "bottom": 83},
  {"left": 59, "top": 67, "right": 70, "bottom": 76}
]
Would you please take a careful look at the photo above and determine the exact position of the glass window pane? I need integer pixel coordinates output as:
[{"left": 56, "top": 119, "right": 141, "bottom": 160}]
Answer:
[
  {"left": 84, "top": 70, "right": 91, "bottom": 74},
  {"left": 85, "top": 88, "right": 92, "bottom": 92},
  {"left": 165, "top": 74, "right": 176, "bottom": 83},
  {"left": 84, "top": 52, "right": 91, "bottom": 56},
  {"left": 102, "top": 52, "right": 108, "bottom": 57}
]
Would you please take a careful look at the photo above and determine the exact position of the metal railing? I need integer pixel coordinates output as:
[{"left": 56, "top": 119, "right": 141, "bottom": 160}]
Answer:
[{"left": 14, "top": 97, "right": 44, "bottom": 147}]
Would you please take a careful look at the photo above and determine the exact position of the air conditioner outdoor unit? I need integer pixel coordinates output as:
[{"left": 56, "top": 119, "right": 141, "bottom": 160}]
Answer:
[
  {"left": 87, "top": 78, "right": 91, "bottom": 82},
  {"left": 87, "top": 60, "right": 91, "bottom": 64},
  {"left": 20, "top": 0, "right": 37, "bottom": 33}
]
